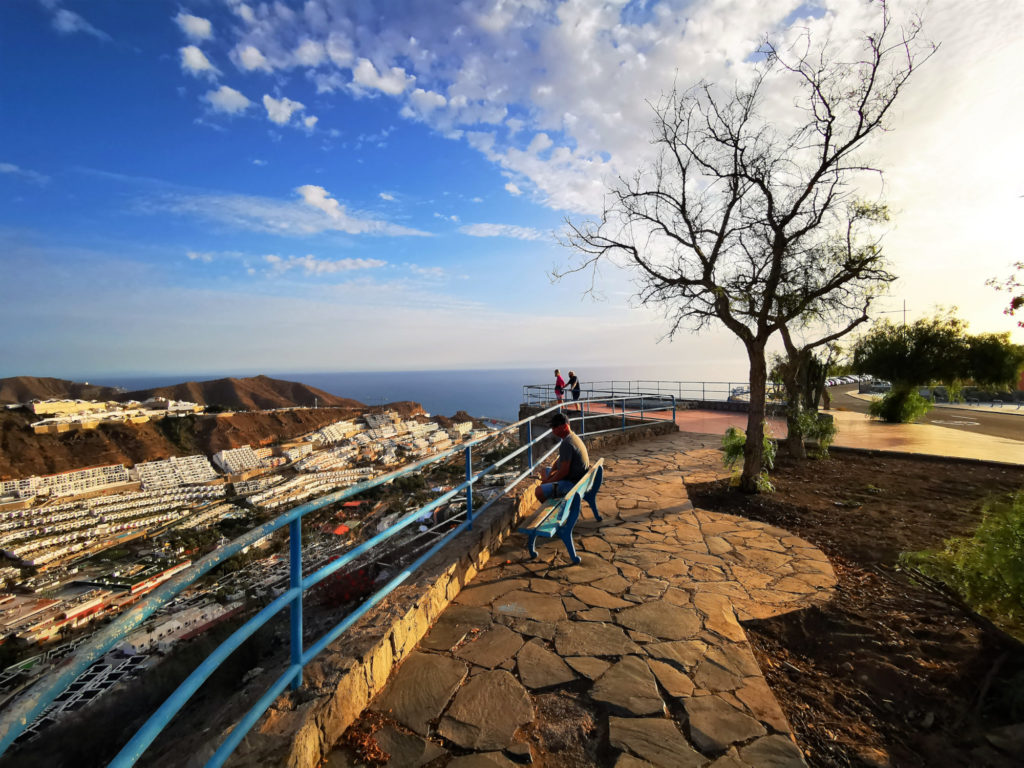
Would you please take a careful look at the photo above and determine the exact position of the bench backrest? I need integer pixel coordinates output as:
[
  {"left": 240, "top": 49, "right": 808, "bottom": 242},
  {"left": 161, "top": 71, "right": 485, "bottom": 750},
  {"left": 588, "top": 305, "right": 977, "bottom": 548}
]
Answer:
[{"left": 553, "top": 458, "right": 604, "bottom": 527}]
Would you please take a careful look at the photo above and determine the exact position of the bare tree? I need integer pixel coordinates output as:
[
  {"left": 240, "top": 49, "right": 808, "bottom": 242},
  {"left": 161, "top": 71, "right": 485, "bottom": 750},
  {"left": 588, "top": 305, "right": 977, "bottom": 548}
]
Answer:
[
  {"left": 560, "top": 1, "right": 933, "bottom": 491},
  {"left": 775, "top": 201, "right": 894, "bottom": 458}
]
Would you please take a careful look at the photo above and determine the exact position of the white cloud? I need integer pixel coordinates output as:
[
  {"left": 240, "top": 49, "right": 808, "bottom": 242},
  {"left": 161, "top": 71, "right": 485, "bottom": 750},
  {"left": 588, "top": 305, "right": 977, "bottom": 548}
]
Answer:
[
  {"left": 406, "top": 264, "right": 446, "bottom": 279},
  {"left": 263, "top": 94, "right": 304, "bottom": 125},
  {"left": 379, "top": 192, "right": 395, "bottom": 201},
  {"left": 351, "top": 58, "right": 414, "bottom": 96},
  {"left": 293, "top": 38, "right": 326, "bottom": 67},
  {"left": 0, "top": 162, "right": 49, "bottom": 185},
  {"left": 152, "top": 186, "right": 431, "bottom": 238},
  {"left": 203, "top": 85, "right": 252, "bottom": 115},
  {"left": 180, "top": 46, "right": 219, "bottom": 79},
  {"left": 235, "top": 44, "right": 273, "bottom": 73},
  {"left": 186, "top": 250, "right": 214, "bottom": 263},
  {"left": 174, "top": 12, "right": 212, "bottom": 42},
  {"left": 52, "top": 8, "right": 109, "bottom": 40},
  {"left": 303, "top": 115, "right": 319, "bottom": 131},
  {"left": 401, "top": 88, "right": 447, "bottom": 120},
  {"left": 504, "top": 182, "right": 522, "bottom": 196},
  {"left": 252, "top": 158, "right": 267, "bottom": 166},
  {"left": 265, "top": 254, "right": 387, "bottom": 275},
  {"left": 459, "top": 223, "right": 545, "bottom": 241},
  {"left": 471, "top": 197, "right": 483, "bottom": 203}
]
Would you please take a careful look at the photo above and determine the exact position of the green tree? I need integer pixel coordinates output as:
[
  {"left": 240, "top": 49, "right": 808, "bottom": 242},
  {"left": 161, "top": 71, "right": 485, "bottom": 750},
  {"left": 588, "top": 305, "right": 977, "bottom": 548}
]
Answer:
[
  {"left": 561, "top": 4, "right": 932, "bottom": 490},
  {"left": 852, "top": 312, "right": 1024, "bottom": 421}
]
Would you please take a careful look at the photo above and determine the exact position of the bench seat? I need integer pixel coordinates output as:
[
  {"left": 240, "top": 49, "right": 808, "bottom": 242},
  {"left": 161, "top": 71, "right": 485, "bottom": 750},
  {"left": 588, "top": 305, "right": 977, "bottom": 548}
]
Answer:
[{"left": 518, "top": 458, "right": 604, "bottom": 564}]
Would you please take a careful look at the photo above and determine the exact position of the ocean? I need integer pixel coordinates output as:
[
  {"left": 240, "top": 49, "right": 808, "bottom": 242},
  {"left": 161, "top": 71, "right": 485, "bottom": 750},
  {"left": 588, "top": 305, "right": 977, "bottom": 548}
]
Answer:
[{"left": 88, "top": 363, "right": 749, "bottom": 422}]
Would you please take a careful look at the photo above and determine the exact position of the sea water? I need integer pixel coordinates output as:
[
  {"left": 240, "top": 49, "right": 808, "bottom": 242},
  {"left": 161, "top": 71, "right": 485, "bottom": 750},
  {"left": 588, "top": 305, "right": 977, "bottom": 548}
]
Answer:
[{"left": 89, "top": 362, "right": 748, "bottom": 422}]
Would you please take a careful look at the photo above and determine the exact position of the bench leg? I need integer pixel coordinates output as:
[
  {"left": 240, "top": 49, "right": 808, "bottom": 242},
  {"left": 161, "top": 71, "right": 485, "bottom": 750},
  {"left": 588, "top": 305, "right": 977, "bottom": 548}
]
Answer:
[
  {"left": 558, "top": 529, "right": 581, "bottom": 565},
  {"left": 583, "top": 492, "right": 600, "bottom": 521},
  {"left": 527, "top": 532, "right": 539, "bottom": 559}
]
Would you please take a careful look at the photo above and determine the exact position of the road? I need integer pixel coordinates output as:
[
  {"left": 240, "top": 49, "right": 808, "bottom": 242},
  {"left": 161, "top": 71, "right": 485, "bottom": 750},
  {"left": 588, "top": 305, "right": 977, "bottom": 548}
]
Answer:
[{"left": 828, "top": 387, "right": 1024, "bottom": 442}]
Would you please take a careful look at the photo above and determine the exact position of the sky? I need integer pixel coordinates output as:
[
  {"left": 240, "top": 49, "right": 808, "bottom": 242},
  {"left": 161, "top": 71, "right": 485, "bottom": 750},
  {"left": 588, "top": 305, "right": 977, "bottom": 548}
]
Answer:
[{"left": 1, "top": 0, "right": 1022, "bottom": 381}]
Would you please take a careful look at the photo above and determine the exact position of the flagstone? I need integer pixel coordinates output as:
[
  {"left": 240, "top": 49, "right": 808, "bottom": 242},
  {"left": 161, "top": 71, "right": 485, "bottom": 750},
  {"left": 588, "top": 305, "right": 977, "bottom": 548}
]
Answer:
[
  {"left": 498, "top": 615, "right": 556, "bottom": 640},
  {"left": 457, "top": 579, "right": 530, "bottom": 607},
  {"left": 372, "top": 652, "right": 468, "bottom": 736},
  {"left": 493, "top": 591, "right": 567, "bottom": 623},
  {"left": 421, "top": 604, "right": 494, "bottom": 652},
  {"left": 644, "top": 640, "right": 708, "bottom": 670},
  {"left": 685, "top": 695, "right": 767, "bottom": 752},
  {"left": 554, "top": 620, "right": 642, "bottom": 657},
  {"left": 592, "top": 574, "right": 631, "bottom": 594},
  {"left": 616, "top": 602, "right": 702, "bottom": 640},
  {"left": 566, "top": 655, "right": 612, "bottom": 680},
  {"left": 573, "top": 585, "right": 633, "bottom": 609},
  {"left": 516, "top": 638, "right": 577, "bottom": 689},
  {"left": 591, "top": 655, "right": 665, "bottom": 716},
  {"left": 646, "top": 658, "right": 695, "bottom": 698},
  {"left": 739, "top": 735, "right": 807, "bottom": 767},
  {"left": 735, "top": 676, "right": 790, "bottom": 733},
  {"left": 455, "top": 625, "right": 526, "bottom": 669},
  {"left": 608, "top": 717, "right": 707, "bottom": 768},
  {"left": 438, "top": 670, "right": 533, "bottom": 750}
]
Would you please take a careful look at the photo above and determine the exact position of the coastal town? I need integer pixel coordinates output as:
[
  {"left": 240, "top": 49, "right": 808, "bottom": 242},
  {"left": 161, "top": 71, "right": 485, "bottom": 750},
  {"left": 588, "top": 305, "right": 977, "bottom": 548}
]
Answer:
[{"left": 0, "top": 394, "right": 500, "bottom": 740}]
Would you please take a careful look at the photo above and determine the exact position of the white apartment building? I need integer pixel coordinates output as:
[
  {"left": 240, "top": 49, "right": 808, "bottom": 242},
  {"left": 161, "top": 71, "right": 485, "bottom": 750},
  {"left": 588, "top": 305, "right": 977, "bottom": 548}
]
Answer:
[
  {"left": 212, "top": 446, "right": 261, "bottom": 475},
  {"left": 1, "top": 464, "right": 132, "bottom": 500}
]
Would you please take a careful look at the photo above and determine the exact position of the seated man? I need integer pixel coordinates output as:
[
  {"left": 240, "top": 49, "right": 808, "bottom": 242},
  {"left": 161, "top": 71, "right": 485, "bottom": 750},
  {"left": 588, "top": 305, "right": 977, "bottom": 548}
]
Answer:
[{"left": 535, "top": 412, "right": 590, "bottom": 502}]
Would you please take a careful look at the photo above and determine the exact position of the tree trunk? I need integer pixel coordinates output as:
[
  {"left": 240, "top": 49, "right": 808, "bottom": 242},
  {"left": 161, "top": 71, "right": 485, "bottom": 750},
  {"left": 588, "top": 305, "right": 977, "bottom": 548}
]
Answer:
[
  {"left": 781, "top": 351, "right": 807, "bottom": 460},
  {"left": 740, "top": 345, "right": 768, "bottom": 493}
]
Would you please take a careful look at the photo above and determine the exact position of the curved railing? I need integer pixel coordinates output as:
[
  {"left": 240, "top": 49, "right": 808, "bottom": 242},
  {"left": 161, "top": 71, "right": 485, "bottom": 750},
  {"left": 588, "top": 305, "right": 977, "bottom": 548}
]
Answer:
[
  {"left": 522, "top": 379, "right": 786, "bottom": 406},
  {"left": 0, "top": 394, "right": 675, "bottom": 766}
]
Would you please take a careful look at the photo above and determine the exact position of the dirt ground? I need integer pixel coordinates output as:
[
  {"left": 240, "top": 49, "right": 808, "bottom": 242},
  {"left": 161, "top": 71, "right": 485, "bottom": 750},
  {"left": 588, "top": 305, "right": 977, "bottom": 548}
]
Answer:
[{"left": 688, "top": 450, "right": 1024, "bottom": 768}]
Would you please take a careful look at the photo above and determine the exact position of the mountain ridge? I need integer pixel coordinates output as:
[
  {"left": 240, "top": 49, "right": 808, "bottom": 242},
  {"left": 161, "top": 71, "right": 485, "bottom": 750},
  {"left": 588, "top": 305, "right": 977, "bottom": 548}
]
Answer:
[{"left": 0, "top": 374, "right": 361, "bottom": 411}]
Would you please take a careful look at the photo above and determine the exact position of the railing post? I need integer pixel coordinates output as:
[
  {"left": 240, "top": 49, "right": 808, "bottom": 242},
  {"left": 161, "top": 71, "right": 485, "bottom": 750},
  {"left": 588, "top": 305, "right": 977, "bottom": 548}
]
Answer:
[
  {"left": 640, "top": 395, "right": 645, "bottom": 421},
  {"left": 465, "top": 445, "right": 473, "bottom": 529},
  {"left": 288, "top": 518, "right": 303, "bottom": 691},
  {"left": 621, "top": 398, "right": 626, "bottom": 430},
  {"left": 581, "top": 402, "right": 586, "bottom": 435},
  {"left": 672, "top": 395, "right": 677, "bottom": 423},
  {"left": 526, "top": 421, "right": 533, "bottom": 469},
  {"left": 702, "top": 381, "right": 705, "bottom": 402}
]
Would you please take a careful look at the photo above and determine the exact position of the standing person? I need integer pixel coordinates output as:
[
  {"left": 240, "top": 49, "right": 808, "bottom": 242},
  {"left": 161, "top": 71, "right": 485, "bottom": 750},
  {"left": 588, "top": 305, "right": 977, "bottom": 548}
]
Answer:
[
  {"left": 535, "top": 412, "right": 590, "bottom": 502},
  {"left": 567, "top": 370, "right": 581, "bottom": 404},
  {"left": 554, "top": 369, "right": 565, "bottom": 403}
]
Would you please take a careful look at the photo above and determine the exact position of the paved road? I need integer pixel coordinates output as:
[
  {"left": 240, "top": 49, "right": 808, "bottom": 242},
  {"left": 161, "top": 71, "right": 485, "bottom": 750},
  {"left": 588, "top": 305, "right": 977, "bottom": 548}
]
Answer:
[{"left": 828, "top": 387, "right": 1024, "bottom": 442}]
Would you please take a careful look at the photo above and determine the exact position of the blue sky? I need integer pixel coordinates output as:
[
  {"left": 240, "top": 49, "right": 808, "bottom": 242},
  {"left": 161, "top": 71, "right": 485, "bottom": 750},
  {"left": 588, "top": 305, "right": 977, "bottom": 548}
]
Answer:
[{"left": 2, "top": 0, "right": 1022, "bottom": 380}]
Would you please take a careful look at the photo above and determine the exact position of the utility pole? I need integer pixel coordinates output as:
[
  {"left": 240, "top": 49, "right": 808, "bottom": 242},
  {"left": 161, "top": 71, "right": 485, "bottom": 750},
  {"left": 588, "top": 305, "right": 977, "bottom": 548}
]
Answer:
[{"left": 879, "top": 300, "right": 909, "bottom": 325}]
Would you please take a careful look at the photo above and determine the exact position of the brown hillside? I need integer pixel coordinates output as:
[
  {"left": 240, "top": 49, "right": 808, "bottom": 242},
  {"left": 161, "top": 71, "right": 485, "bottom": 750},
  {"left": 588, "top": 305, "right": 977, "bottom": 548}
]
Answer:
[
  {"left": 0, "top": 407, "right": 350, "bottom": 479},
  {"left": 0, "top": 399, "right": 428, "bottom": 479},
  {"left": 0, "top": 376, "right": 122, "bottom": 405},
  {"left": 121, "top": 375, "right": 362, "bottom": 411}
]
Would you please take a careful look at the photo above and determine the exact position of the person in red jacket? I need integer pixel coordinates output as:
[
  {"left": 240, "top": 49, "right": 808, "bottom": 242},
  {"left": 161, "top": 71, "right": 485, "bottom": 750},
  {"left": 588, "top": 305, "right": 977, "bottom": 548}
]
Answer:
[{"left": 554, "top": 369, "right": 565, "bottom": 403}]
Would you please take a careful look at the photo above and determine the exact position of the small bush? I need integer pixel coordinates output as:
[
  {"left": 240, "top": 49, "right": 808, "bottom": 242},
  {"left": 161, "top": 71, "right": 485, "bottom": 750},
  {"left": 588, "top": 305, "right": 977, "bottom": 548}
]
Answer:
[
  {"left": 796, "top": 410, "right": 838, "bottom": 458},
  {"left": 722, "top": 425, "right": 776, "bottom": 492},
  {"left": 868, "top": 387, "right": 933, "bottom": 423},
  {"left": 900, "top": 491, "right": 1024, "bottom": 640}
]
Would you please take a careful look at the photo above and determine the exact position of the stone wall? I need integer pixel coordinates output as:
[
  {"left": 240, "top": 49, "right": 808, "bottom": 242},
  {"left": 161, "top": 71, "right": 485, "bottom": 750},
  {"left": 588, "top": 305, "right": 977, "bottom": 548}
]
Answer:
[{"left": 225, "top": 419, "right": 673, "bottom": 768}]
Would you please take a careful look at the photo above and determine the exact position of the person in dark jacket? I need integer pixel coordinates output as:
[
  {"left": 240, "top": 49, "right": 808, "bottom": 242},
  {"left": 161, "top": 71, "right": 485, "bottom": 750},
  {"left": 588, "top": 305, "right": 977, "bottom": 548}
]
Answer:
[
  {"left": 566, "top": 370, "right": 581, "bottom": 403},
  {"left": 535, "top": 413, "right": 590, "bottom": 502}
]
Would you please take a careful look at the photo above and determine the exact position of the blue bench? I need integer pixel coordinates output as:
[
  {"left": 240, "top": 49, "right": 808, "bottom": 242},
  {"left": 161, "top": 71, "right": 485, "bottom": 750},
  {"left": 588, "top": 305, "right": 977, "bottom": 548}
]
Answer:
[{"left": 519, "top": 459, "right": 604, "bottom": 564}]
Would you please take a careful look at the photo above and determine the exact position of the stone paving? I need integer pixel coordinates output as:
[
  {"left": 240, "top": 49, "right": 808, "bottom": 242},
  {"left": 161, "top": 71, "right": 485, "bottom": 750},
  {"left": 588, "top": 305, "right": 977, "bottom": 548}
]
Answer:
[{"left": 329, "top": 432, "right": 837, "bottom": 768}]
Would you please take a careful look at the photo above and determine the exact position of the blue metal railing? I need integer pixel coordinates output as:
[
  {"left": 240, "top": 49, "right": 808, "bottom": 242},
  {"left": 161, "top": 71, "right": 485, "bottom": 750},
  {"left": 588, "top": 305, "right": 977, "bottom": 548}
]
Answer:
[
  {"left": 522, "top": 379, "right": 785, "bottom": 405},
  {"left": 0, "top": 394, "right": 675, "bottom": 765}
]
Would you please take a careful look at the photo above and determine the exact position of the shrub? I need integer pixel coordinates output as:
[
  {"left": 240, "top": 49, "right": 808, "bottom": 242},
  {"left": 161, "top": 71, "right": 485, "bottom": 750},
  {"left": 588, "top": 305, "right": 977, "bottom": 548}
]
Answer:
[
  {"left": 868, "top": 387, "right": 933, "bottom": 423},
  {"left": 722, "top": 425, "right": 776, "bottom": 492},
  {"left": 796, "top": 410, "right": 838, "bottom": 458},
  {"left": 900, "top": 491, "right": 1024, "bottom": 640}
]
